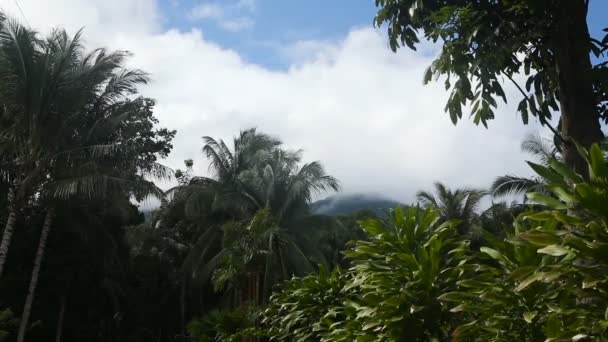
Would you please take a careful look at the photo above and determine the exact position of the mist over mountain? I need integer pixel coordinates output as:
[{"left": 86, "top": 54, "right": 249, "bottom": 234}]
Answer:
[{"left": 311, "top": 194, "right": 403, "bottom": 216}]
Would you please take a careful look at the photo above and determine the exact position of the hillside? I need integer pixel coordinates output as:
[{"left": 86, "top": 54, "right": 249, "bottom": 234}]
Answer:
[{"left": 311, "top": 194, "right": 403, "bottom": 216}]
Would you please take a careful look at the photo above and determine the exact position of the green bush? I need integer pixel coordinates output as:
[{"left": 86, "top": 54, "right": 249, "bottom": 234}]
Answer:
[
  {"left": 261, "top": 144, "right": 608, "bottom": 341},
  {"left": 187, "top": 308, "right": 252, "bottom": 342},
  {"left": 261, "top": 206, "right": 469, "bottom": 341},
  {"left": 444, "top": 143, "right": 608, "bottom": 341}
]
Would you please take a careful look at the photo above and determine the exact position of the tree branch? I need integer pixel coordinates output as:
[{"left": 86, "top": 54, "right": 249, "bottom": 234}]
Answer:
[{"left": 502, "top": 71, "right": 567, "bottom": 145}]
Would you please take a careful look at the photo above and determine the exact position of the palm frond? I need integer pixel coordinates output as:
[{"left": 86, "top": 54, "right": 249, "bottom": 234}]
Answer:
[
  {"left": 521, "top": 133, "right": 558, "bottom": 164},
  {"left": 416, "top": 190, "right": 438, "bottom": 208},
  {"left": 490, "top": 175, "right": 544, "bottom": 197}
]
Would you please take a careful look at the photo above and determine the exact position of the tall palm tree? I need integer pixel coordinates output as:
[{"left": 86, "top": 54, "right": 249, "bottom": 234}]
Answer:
[
  {"left": 176, "top": 129, "right": 339, "bottom": 308},
  {"left": 0, "top": 23, "right": 169, "bottom": 342},
  {"left": 0, "top": 16, "right": 155, "bottom": 278},
  {"left": 168, "top": 129, "right": 280, "bottom": 220}
]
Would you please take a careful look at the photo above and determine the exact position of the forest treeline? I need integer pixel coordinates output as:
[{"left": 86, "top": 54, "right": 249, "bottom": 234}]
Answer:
[{"left": 1, "top": 0, "right": 608, "bottom": 341}]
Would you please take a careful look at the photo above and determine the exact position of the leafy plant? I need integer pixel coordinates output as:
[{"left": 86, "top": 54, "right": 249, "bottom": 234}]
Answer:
[
  {"left": 261, "top": 206, "right": 469, "bottom": 341},
  {"left": 0, "top": 308, "right": 17, "bottom": 342},
  {"left": 444, "top": 143, "right": 608, "bottom": 340},
  {"left": 187, "top": 308, "right": 252, "bottom": 342}
]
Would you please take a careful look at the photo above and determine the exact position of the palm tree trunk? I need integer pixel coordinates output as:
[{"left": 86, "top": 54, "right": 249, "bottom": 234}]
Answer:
[
  {"left": 0, "top": 187, "right": 18, "bottom": 279},
  {"left": 180, "top": 276, "right": 186, "bottom": 342},
  {"left": 55, "top": 292, "right": 66, "bottom": 342},
  {"left": 17, "top": 208, "right": 55, "bottom": 342}
]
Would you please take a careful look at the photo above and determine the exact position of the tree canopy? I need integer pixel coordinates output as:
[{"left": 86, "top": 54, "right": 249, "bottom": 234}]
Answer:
[{"left": 374, "top": 0, "right": 608, "bottom": 174}]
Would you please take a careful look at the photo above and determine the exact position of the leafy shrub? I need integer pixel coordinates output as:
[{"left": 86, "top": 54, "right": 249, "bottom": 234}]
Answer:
[
  {"left": 0, "top": 308, "right": 17, "bottom": 342},
  {"left": 187, "top": 308, "right": 252, "bottom": 342},
  {"left": 261, "top": 206, "right": 469, "bottom": 341},
  {"left": 444, "top": 143, "right": 608, "bottom": 341}
]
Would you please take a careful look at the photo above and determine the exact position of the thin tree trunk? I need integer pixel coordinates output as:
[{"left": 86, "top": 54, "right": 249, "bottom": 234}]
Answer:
[
  {"left": 0, "top": 187, "right": 18, "bottom": 279},
  {"left": 555, "top": 0, "right": 603, "bottom": 176},
  {"left": 17, "top": 208, "right": 55, "bottom": 342},
  {"left": 180, "top": 276, "right": 186, "bottom": 342},
  {"left": 55, "top": 292, "right": 66, "bottom": 342}
]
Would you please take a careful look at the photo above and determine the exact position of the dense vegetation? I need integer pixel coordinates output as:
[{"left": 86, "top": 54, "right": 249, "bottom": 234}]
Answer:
[{"left": 0, "top": 1, "right": 607, "bottom": 341}]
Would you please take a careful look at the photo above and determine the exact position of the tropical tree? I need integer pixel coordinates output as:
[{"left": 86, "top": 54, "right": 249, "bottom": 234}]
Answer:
[
  {"left": 0, "top": 15, "right": 171, "bottom": 278},
  {"left": 0, "top": 20, "right": 174, "bottom": 341},
  {"left": 374, "top": 0, "right": 608, "bottom": 174},
  {"left": 194, "top": 138, "right": 340, "bottom": 306},
  {"left": 416, "top": 182, "right": 484, "bottom": 234}
]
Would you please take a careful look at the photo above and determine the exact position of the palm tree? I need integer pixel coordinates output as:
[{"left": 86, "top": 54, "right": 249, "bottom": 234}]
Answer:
[
  {"left": 490, "top": 134, "right": 558, "bottom": 198},
  {"left": 175, "top": 130, "right": 339, "bottom": 308},
  {"left": 0, "top": 24, "right": 169, "bottom": 342},
  {"left": 0, "top": 15, "right": 155, "bottom": 278},
  {"left": 237, "top": 148, "right": 340, "bottom": 224},
  {"left": 416, "top": 182, "right": 485, "bottom": 230}
]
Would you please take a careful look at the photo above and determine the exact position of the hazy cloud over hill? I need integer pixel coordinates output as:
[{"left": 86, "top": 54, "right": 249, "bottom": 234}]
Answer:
[{"left": 0, "top": 0, "right": 545, "bottom": 203}]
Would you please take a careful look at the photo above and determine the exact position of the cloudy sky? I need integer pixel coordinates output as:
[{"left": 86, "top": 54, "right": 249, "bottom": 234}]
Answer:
[{"left": 1, "top": 0, "right": 607, "bottom": 202}]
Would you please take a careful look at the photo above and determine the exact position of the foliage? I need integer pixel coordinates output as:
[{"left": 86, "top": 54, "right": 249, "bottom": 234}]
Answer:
[
  {"left": 417, "top": 182, "right": 484, "bottom": 230},
  {"left": 0, "top": 308, "right": 16, "bottom": 342},
  {"left": 491, "top": 135, "right": 556, "bottom": 198},
  {"left": 261, "top": 206, "right": 469, "bottom": 341},
  {"left": 374, "top": 0, "right": 607, "bottom": 127},
  {"left": 187, "top": 308, "right": 252, "bottom": 342},
  {"left": 260, "top": 265, "right": 351, "bottom": 341},
  {"left": 444, "top": 143, "right": 608, "bottom": 341}
]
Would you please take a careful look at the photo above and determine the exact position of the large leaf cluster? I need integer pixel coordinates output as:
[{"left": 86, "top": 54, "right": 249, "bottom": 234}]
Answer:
[
  {"left": 444, "top": 144, "right": 608, "bottom": 340},
  {"left": 261, "top": 206, "right": 468, "bottom": 341},
  {"left": 374, "top": 1, "right": 608, "bottom": 128}
]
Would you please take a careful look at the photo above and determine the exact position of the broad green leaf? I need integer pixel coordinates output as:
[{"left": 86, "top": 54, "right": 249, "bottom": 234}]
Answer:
[
  {"left": 516, "top": 272, "right": 546, "bottom": 291},
  {"left": 546, "top": 157, "right": 583, "bottom": 183},
  {"left": 589, "top": 144, "right": 607, "bottom": 179},
  {"left": 526, "top": 161, "right": 562, "bottom": 184},
  {"left": 480, "top": 247, "right": 515, "bottom": 268},
  {"left": 438, "top": 292, "right": 475, "bottom": 303},
  {"left": 526, "top": 192, "right": 568, "bottom": 209},
  {"left": 537, "top": 245, "right": 570, "bottom": 257},
  {"left": 519, "top": 230, "right": 561, "bottom": 247},
  {"left": 523, "top": 311, "right": 537, "bottom": 323}
]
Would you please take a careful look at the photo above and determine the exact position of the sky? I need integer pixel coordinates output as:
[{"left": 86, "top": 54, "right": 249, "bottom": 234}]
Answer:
[{"left": 0, "top": 0, "right": 606, "bottom": 203}]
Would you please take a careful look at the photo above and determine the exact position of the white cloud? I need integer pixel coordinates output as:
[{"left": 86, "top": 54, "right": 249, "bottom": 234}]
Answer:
[
  {"left": 190, "top": 3, "right": 223, "bottom": 20},
  {"left": 234, "top": 0, "right": 256, "bottom": 12},
  {"left": 189, "top": 0, "right": 255, "bottom": 32},
  {"left": 0, "top": 0, "right": 543, "bottom": 204},
  {"left": 219, "top": 17, "right": 254, "bottom": 32}
]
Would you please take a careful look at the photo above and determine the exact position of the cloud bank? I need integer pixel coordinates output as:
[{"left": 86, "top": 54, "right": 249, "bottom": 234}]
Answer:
[{"left": 0, "top": 0, "right": 542, "bottom": 203}]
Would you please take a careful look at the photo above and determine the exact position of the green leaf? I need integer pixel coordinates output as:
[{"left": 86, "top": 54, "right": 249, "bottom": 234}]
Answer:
[
  {"left": 523, "top": 311, "right": 537, "bottom": 323},
  {"left": 589, "top": 143, "right": 607, "bottom": 180},
  {"left": 516, "top": 272, "right": 546, "bottom": 291},
  {"left": 423, "top": 65, "right": 433, "bottom": 84},
  {"left": 526, "top": 162, "right": 562, "bottom": 185},
  {"left": 526, "top": 192, "right": 568, "bottom": 209},
  {"left": 546, "top": 157, "right": 583, "bottom": 183},
  {"left": 480, "top": 247, "right": 515, "bottom": 268},
  {"left": 438, "top": 292, "right": 475, "bottom": 303},
  {"left": 537, "top": 245, "right": 570, "bottom": 257},
  {"left": 519, "top": 231, "right": 561, "bottom": 247}
]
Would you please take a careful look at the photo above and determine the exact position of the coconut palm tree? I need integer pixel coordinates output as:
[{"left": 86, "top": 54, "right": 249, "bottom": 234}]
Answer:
[
  {"left": 174, "top": 130, "right": 339, "bottom": 309},
  {"left": 416, "top": 182, "right": 485, "bottom": 229},
  {"left": 0, "top": 15, "right": 157, "bottom": 278},
  {"left": 0, "top": 23, "right": 171, "bottom": 342}
]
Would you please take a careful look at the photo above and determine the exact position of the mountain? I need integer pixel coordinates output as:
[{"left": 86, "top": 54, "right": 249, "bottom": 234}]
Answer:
[{"left": 311, "top": 194, "right": 403, "bottom": 216}]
